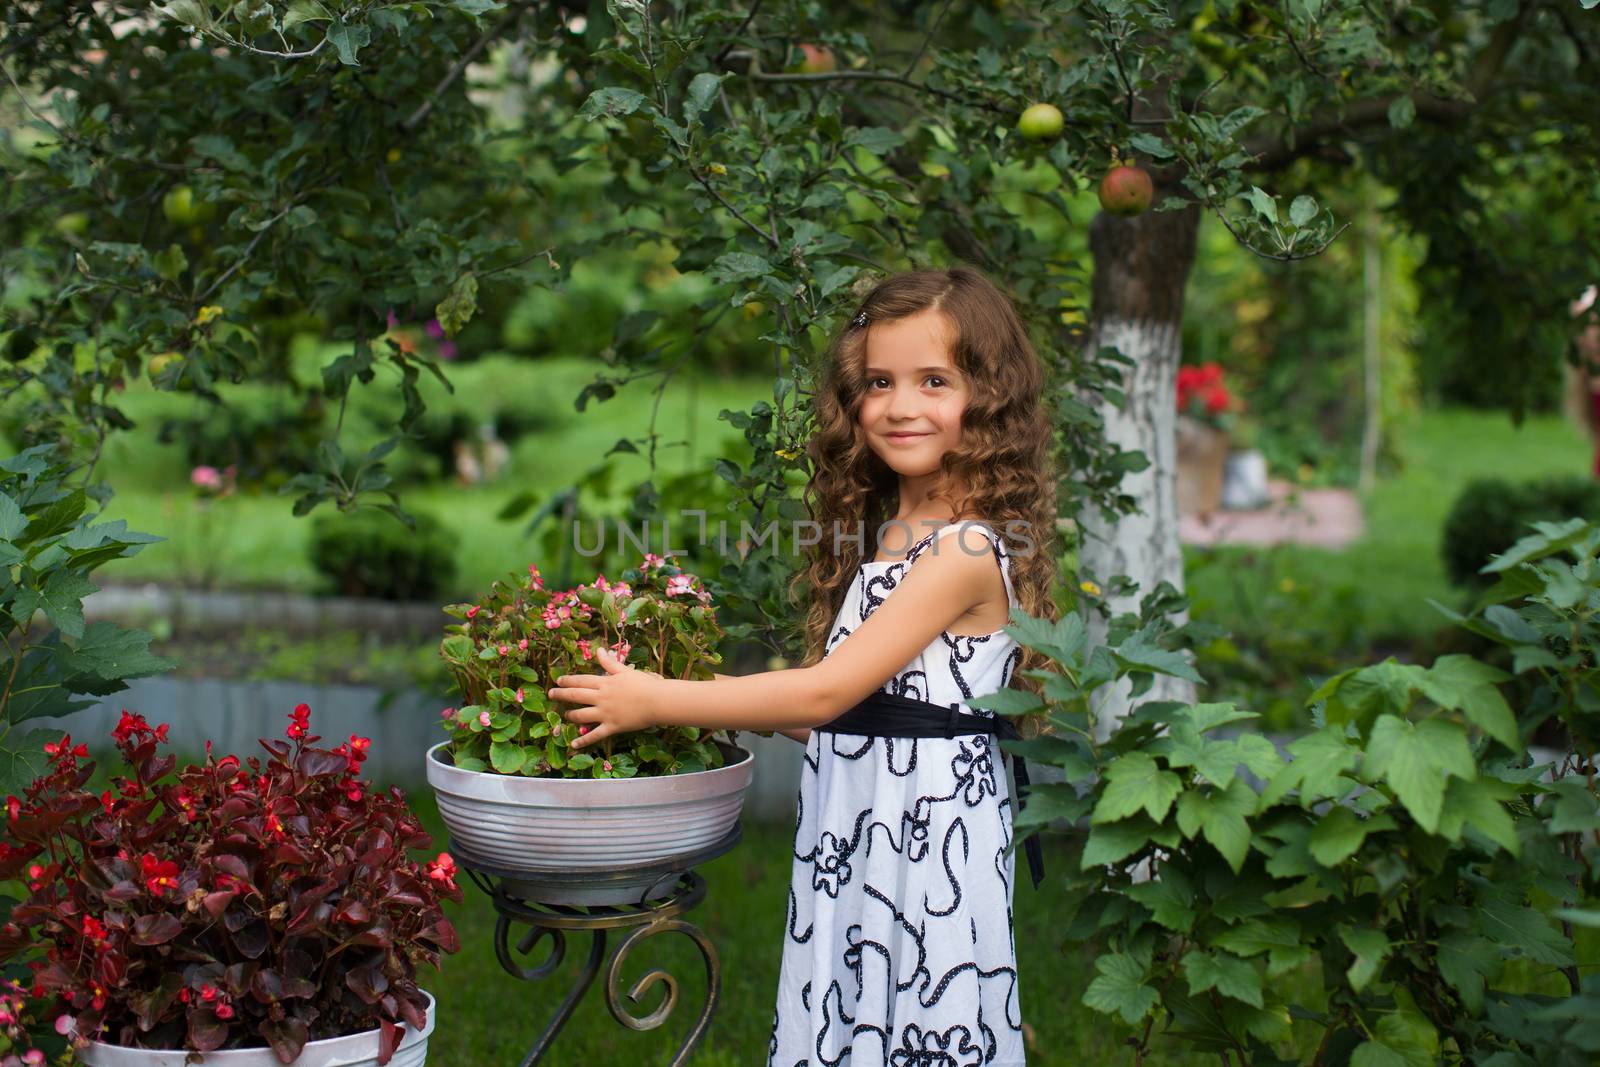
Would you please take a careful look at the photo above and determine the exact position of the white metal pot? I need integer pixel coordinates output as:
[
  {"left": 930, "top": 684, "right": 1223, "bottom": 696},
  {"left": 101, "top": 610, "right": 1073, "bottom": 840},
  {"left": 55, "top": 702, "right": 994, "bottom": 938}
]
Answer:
[
  {"left": 75, "top": 990, "right": 435, "bottom": 1067},
  {"left": 425, "top": 739, "right": 755, "bottom": 906},
  {"left": 1221, "top": 448, "right": 1270, "bottom": 510}
]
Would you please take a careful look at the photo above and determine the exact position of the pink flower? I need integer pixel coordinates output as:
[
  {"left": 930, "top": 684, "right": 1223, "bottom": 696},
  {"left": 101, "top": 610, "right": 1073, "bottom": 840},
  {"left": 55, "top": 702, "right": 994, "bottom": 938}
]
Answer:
[
  {"left": 190, "top": 465, "right": 223, "bottom": 491},
  {"left": 527, "top": 564, "right": 544, "bottom": 590},
  {"left": 498, "top": 644, "right": 509, "bottom": 656},
  {"left": 518, "top": 638, "right": 528, "bottom": 651},
  {"left": 386, "top": 308, "right": 400, "bottom": 332},
  {"left": 440, "top": 706, "right": 456, "bottom": 720},
  {"left": 439, "top": 340, "right": 458, "bottom": 361},
  {"left": 665, "top": 574, "right": 695, "bottom": 597},
  {"left": 514, "top": 688, "right": 525, "bottom": 703},
  {"left": 478, "top": 710, "right": 491, "bottom": 728},
  {"left": 466, "top": 605, "right": 480, "bottom": 619},
  {"left": 611, "top": 640, "right": 631, "bottom": 660},
  {"left": 578, "top": 725, "right": 590, "bottom": 735},
  {"left": 603, "top": 760, "right": 613, "bottom": 771},
  {"left": 577, "top": 639, "right": 592, "bottom": 661},
  {"left": 642, "top": 553, "right": 665, "bottom": 570},
  {"left": 425, "top": 318, "right": 444, "bottom": 339}
]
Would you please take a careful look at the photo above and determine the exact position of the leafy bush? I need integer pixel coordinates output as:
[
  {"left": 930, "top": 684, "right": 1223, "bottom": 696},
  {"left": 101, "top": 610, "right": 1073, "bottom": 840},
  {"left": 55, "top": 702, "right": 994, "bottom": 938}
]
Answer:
[
  {"left": 0, "top": 445, "right": 175, "bottom": 795},
  {"left": 985, "top": 519, "right": 1600, "bottom": 1065},
  {"left": 0, "top": 706, "right": 461, "bottom": 1063},
  {"left": 438, "top": 554, "right": 729, "bottom": 779},
  {"left": 1441, "top": 475, "right": 1600, "bottom": 586},
  {"left": 307, "top": 508, "right": 458, "bottom": 601}
]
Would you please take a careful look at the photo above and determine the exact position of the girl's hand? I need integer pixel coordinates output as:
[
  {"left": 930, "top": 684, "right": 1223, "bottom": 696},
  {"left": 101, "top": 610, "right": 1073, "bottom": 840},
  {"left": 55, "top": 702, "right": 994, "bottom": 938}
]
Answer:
[{"left": 547, "top": 647, "right": 664, "bottom": 750}]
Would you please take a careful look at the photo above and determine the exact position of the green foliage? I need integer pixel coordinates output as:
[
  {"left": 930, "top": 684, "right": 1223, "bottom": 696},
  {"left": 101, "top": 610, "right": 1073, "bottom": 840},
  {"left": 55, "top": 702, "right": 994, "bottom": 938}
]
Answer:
[
  {"left": 1441, "top": 476, "right": 1600, "bottom": 588},
  {"left": 307, "top": 506, "right": 458, "bottom": 601},
  {"left": 438, "top": 554, "right": 729, "bottom": 780},
  {"left": 0, "top": 445, "right": 175, "bottom": 797},
  {"left": 984, "top": 519, "right": 1600, "bottom": 1065}
]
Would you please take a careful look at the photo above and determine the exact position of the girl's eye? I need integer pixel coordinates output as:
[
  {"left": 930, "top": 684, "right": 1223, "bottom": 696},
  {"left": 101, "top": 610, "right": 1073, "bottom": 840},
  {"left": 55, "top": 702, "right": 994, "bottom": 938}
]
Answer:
[{"left": 926, "top": 376, "right": 947, "bottom": 388}]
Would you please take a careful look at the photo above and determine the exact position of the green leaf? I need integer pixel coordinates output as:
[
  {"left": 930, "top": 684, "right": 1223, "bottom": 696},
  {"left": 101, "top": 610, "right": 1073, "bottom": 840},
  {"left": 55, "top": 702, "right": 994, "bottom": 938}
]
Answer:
[
  {"left": 154, "top": 243, "right": 188, "bottom": 282},
  {"left": 1112, "top": 630, "right": 1202, "bottom": 682},
  {"left": 1387, "top": 95, "right": 1416, "bottom": 130},
  {"left": 1350, "top": 1014, "right": 1436, "bottom": 1067},
  {"left": 1436, "top": 932, "right": 1499, "bottom": 1013},
  {"left": 1435, "top": 776, "right": 1519, "bottom": 854},
  {"left": 1081, "top": 952, "right": 1159, "bottom": 1025},
  {"left": 1260, "top": 729, "right": 1359, "bottom": 809},
  {"left": 33, "top": 570, "right": 97, "bottom": 640},
  {"left": 282, "top": 0, "right": 333, "bottom": 28},
  {"left": 1340, "top": 926, "right": 1390, "bottom": 991},
  {"left": 0, "top": 729, "right": 60, "bottom": 799},
  {"left": 1211, "top": 916, "right": 1310, "bottom": 977},
  {"left": 489, "top": 741, "right": 525, "bottom": 775},
  {"left": 0, "top": 491, "right": 24, "bottom": 541},
  {"left": 1175, "top": 779, "right": 1255, "bottom": 873},
  {"left": 1307, "top": 805, "right": 1388, "bottom": 867},
  {"left": 1126, "top": 865, "right": 1195, "bottom": 931},
  {"left": 435, "top": 272, "right": 478, "bottom": 339},
  {"left": 1246, "top": 186, "right": 1277, "bottom": 223},
  {"left": 1181, "top": 949, "right": 1263, "bottom": 1008},
  {"left": 1093, "top": 751, "right": 1182, "bottom": 823},
  {"left": 683, "top": 72, "right": 723, "bottom": 126},
  {"left": 1288, "top": 195, "right": 1318, "bottom": 227},
  {"left": 1417, "top": 655, "right": 1518, "bottom": 750},
  {"left": 1475, "top": 899, "right": 1575, "bottom": 966},
  {"left": 579, "top": 87, "right": 649, "bottom": 120},
  {"left": 326, "top": 19, "right": 371, "bottom": 66},
  {"left": 706, "top": 252, "right": 771, "bottom": 285},
  {"left": 1080, "top": 816, "right": 1157, "bottom": 869},
  {"left": 1362, "top": 715, "right": 1474, "bottom": 833}
]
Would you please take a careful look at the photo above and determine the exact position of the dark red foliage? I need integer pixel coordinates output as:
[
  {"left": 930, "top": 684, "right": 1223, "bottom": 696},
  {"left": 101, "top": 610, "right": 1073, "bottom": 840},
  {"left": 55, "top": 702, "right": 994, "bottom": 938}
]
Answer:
[{"left": 0, "top": 708, "right": 462, "bottom": 1066}]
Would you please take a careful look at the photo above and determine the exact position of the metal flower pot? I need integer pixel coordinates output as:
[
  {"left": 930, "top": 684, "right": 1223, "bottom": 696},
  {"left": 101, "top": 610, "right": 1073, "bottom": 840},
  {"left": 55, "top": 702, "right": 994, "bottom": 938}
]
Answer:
[
  {"left": 425, "top": 739, "right": 755, "bottom": 906},
  {"left": 75, "top": 990, "right": 435, "bottom": 1067}
]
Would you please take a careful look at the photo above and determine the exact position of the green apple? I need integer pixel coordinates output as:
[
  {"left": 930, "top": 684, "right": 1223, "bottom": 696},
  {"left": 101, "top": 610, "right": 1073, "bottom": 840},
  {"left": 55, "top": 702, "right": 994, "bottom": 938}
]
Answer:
[{"left": 1016, "top": 102, "right": 1064, "bottom": 141}]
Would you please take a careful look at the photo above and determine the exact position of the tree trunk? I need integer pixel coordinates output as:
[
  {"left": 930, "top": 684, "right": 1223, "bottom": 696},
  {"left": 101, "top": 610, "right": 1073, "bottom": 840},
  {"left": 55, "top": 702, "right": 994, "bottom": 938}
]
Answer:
[{"left": 1077, "top": 198, "right": 1202, "bottom": 738}]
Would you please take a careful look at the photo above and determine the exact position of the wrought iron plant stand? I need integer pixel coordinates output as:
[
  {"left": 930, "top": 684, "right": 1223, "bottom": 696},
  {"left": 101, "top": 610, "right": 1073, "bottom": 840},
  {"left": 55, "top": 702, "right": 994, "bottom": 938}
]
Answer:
[{"left": 453, "top": 825, "right": 742, "bottom": 1066}]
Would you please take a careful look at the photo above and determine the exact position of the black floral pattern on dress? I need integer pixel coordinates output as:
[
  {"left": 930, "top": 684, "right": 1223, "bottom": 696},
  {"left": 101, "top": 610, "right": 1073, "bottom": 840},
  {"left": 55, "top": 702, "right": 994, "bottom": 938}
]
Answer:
[{"left": 771, "top": 521, "right": 1027, "bottom": 1066}]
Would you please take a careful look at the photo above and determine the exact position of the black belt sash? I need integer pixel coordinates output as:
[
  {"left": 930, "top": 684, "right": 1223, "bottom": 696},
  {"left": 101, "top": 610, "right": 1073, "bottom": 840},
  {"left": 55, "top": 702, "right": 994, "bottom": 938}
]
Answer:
[{"left": 816, "top": 690, "right": 1045, "bottom": 890}]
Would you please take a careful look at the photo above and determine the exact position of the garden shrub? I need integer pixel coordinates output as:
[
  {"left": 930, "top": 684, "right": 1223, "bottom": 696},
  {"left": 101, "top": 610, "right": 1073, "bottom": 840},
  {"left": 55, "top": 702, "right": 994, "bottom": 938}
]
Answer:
[
  {"left": 1441, "top": 475, "right": 1600, "bottom": 586},
  {"left": 308, "top": 508, "right": 457, "bottom": 601},
  {"left": 988, "top": 518, "right": 1600, "bottom": 1065}
]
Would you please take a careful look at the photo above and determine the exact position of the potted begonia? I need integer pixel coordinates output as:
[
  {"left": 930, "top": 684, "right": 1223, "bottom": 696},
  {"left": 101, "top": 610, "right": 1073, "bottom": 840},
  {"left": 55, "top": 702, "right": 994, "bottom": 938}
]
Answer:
[
  {"left": 1175, "top": 361, "right": 1236, "bottom": 517},
  {"left": 0, "top": 707, "right": 461, "bottom": 1066},
  {"left": 425, "top": 554, "right": 755, "bottom": 906}
]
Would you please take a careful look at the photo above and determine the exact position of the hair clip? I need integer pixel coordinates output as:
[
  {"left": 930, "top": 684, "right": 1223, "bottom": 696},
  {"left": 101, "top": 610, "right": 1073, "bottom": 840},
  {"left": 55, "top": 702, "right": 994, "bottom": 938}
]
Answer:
[{"left": 851, "top": 310, "right": 869, "bottom": 329}]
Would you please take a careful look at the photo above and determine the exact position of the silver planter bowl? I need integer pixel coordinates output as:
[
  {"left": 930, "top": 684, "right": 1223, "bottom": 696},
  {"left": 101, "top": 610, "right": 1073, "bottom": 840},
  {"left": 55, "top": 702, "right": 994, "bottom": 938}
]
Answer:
[
  {"left": 425, "top": 739, "right": 755, "bottom": 906},
  {"left": 76, "top": 990, "right": 435, "bottom": 1067}
]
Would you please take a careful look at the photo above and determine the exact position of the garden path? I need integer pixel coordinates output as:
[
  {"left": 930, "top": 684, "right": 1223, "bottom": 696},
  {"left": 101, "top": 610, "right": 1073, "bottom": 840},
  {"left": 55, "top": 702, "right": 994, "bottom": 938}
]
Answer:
[{"left": 1180, "top": 478, "right": 1364, "bottom": 549}]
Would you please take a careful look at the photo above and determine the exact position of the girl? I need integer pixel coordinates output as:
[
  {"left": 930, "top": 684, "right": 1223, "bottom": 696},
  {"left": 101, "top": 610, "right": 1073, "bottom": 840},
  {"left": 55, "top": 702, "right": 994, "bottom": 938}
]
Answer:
[{"left": 548, "top": 266, "right": 1060, "bottom": 1066}]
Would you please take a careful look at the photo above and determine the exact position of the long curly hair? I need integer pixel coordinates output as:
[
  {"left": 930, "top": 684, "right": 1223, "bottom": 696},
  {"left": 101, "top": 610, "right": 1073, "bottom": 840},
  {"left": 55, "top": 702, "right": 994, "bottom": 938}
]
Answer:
[{"left": 788, "top": 267, "right": 1061, "bottom": 736}]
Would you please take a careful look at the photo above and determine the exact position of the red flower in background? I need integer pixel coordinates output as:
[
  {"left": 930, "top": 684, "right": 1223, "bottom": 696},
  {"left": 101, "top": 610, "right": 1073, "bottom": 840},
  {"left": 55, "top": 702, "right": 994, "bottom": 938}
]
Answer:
[{"left": 1176, "top": 362, "right": 1235, "bottom": 422}]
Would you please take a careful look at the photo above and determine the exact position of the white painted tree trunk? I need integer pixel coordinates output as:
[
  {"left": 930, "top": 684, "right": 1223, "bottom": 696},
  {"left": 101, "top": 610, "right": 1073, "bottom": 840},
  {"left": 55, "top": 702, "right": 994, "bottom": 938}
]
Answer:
[
  {"left": 1076, "top": 203, "right": 1202, "bottom": 738},
  {"left": 1078, "top": 317, "right": 1195, "bottom": 739}
]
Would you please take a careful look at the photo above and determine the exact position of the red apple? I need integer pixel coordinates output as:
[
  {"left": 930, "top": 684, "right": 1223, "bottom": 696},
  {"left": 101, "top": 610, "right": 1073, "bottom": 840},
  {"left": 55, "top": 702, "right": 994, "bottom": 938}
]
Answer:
[
  {"left": 1098, "top": 164, "right": 1153, "bottom": 217},
  {"left": 796, "top": 43, "right": 836, "bottom": 74}
]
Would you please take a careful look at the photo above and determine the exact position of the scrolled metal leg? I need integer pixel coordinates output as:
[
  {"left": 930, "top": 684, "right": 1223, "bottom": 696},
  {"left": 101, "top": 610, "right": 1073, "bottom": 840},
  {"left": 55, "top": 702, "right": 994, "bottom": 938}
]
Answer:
[
  {"left": 604, "top": 918, "right": 721, "bottom": 1066},
  {"left": 494, "top": 914, "right": 607, "bottom": 1067}
]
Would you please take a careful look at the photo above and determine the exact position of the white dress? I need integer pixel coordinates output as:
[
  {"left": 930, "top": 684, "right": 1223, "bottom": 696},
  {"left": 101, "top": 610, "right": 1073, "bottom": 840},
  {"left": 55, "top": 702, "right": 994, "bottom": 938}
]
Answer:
[{"left": 768, "top": 521, "right": 1027, "bottom": 1067}]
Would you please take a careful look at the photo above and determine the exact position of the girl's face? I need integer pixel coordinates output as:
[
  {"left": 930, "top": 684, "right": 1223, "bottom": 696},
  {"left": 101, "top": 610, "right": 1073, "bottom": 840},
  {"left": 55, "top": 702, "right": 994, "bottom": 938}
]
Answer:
[{"left": 857, "top": 308, "right": 969, "bottom": 480}]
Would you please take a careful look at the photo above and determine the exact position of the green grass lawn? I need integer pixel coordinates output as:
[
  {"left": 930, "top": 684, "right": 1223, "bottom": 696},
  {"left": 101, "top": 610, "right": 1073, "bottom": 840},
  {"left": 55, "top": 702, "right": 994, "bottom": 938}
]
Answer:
[
  {"left": 92, "top": 351, "right": 771, "bottom": 598},
  {"left": 1187, "top": 406, "right": 1590, "bottom": 644}
]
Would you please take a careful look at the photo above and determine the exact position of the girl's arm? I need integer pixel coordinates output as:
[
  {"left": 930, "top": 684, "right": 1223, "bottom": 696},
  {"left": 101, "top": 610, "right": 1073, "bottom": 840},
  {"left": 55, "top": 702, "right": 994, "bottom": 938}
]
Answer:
[
  {"left": 553, "top": 526, "right": 1005, "bottom": 749},
  {"left": 714, "top": 671, "right": 809, "bottom": 743}
]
